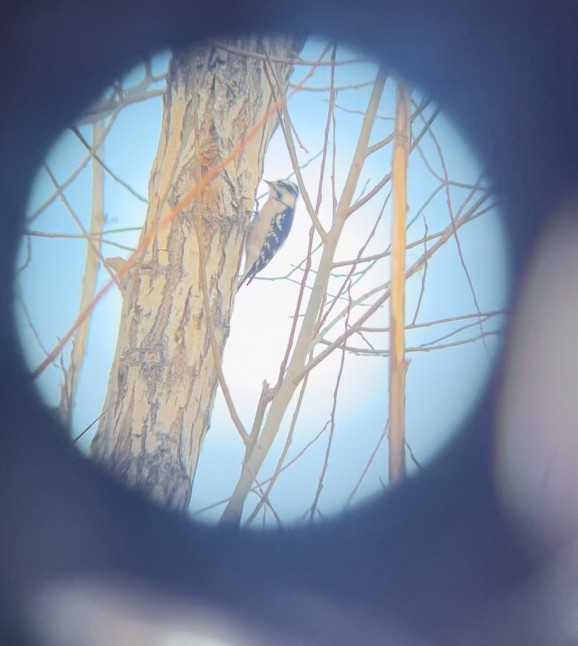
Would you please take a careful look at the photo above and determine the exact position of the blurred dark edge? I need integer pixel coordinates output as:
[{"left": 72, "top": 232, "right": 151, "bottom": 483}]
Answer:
[{"left": 1, "top": 0, "right": 578, "bottom": 644}]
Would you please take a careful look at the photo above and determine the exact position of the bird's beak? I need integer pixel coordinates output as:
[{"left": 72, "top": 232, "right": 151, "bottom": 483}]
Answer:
[{"left": 264, "top": 180, "right": 273, "bottom": 186}]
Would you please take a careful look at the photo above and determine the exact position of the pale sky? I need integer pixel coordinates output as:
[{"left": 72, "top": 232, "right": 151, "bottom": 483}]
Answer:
[{"left": 16, "top": 38, "right": 508, "bottom": 526}]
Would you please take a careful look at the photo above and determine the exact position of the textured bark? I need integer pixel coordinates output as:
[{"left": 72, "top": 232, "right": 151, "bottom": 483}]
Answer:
[{"left": 91, "top": 37, "right": 302, "bottom": 511}]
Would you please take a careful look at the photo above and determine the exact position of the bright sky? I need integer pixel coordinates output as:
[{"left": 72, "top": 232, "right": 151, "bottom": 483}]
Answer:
[{"left": 16, "top": 38, "right": 509, "bottom": 527}]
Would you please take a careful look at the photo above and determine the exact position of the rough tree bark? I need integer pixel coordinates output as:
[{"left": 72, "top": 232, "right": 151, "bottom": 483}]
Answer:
[{"left": 91, "top": 37, "right": 302, "bottom": 512}]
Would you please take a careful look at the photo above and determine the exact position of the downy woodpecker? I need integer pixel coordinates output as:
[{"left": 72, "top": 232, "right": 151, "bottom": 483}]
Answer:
[{"left": 238, "top": 179, "right": 299, "bottom": 289}]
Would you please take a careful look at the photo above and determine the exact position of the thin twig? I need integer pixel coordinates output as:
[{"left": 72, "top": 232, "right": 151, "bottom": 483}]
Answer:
[
  {"left": 32, "top": 50, "right": 324, "bottom": 380},
  {"left": 15, "top": 286, "right": 49, "bottom": 356},
  {"left": 73, "top": 407, "right": 111, "bottom": 443},
  {"left": 216, "top": 44, "right": 363, "bottom": 66},
  {"left": 290, "top": 80, "right": 374, "bottom": 92},
  {"left": 359, "top": 309, "right": 505, "bottom": 333},
  {"left": 317, "top": 329, "right": 501, "bottom": 356},
  {"left": 42, "top": 162, "right": 124, "bottom": 294},
  {"left": 309, "top": 283, "right": 351, "bottom": 521},
  {"left": 423, "top": 119, "right": 490, "bottom": 354},
  {"left": 346, "top": 420, "right": 388, "bottom": 507},
  {"left": 411, "top": 216, "right": 429, "bottom": 325},
  {"left": 263, "top": 49, "right": 328, "bottom": 240},
  {"left": 24, "top": 230, "right": 136, "bottom": 252},
  {"left": 302, "top": 201, "right": 487, "bottom": 378},
  {"left": 313, "top": 195, "right": 491, "bottom": 347},
  {"left": 244, "top": 370, "right": 311, "bottom": 526},
  {"left": 28, "top": 109, "right": 122, "bottom": 222},
  {"left": 71, "top": 126, "right": 148, "bottom": 203}
]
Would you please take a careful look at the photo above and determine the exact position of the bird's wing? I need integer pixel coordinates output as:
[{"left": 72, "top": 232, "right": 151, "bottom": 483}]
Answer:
[{"left": 240, "top": 207, "right": 295, "bottom": 287}]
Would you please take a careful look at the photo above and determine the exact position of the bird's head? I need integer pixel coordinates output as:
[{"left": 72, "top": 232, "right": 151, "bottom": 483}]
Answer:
[{"left": 265, "top": 179, "right": 299, "bottom": 207}]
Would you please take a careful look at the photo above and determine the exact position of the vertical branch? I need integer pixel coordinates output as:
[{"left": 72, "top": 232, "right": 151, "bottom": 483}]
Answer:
[
  {"left": 59, "top": 119, "right": 106, "bottom": 425},
  {"left": 220, "top": 67, "right": 387, "bottom": 527},
  {"left": 388, "top": 81, "right": 411, "bottom": 485},
  {"left": 309, "top": 283, "right": 351, "bottom": 522}
]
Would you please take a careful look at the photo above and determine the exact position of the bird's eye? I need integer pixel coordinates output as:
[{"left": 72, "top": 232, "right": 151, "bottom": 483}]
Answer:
[{"left": 16, "top": 35, "right": 509, "bottom": 528}]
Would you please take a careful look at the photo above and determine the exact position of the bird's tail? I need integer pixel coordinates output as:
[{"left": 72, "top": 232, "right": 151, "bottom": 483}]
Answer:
[{"left": 236, "top": 269, "right": 254, "bottom": 292}]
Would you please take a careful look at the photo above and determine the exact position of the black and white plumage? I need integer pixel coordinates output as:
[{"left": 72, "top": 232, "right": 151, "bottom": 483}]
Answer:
[{"left": 238, "top": 179, "right": 299, "bottom": 289}]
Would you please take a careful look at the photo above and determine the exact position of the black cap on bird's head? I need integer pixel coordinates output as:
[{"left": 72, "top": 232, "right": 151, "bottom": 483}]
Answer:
[{"left": 265, "top": 179, "right": 299, "bottom": 201}]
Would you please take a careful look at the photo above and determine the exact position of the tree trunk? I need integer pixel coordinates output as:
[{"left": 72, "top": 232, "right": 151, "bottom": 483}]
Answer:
[{"left": 91, "top": 37, "right": 302, "bottom": 512}]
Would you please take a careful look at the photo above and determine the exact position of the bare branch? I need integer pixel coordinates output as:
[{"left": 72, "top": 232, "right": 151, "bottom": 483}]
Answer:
[
  {"left": 421, "top": 115, "right": 490, "bottom": 354},
  {"left": 71, "top": 126, "right": 148, "bottom": 203},
  {"left": 73, "top": 406, "right": 111, "bottom": 444},
  {"left": 216, "top": 43, "right": 364, "bottom": 66},
  {"left": 359, "top": 309, "right": 505, "bottom": 333},
  {"left": 302, "top": 199, "right": 487, "bottom": 378},
  {"left": 244, "top": 371, "right": 310, "bottom": 526},
  {"left": 220, "top": 66, "right": 388, "bottom": 526},
  {"left": 346, "top": 421, "right": 388, "bottom": 508},
  {"left": 245, "top": 382, "right": 272, "bottom": 457},
  {"left": 43, "top": 162, "right": 124, "bottom": 294},
  {"left": 290, "top": 80, "right": 374, "bottom": 92},
  {"left": 411, "top": 216, "right": 429, "bottom": 325},
  {"left": 317, "top": 329, "right": 501, "bottom": 357},
  {"left": 32, "top": 48, "right": 324, "bottom": 381},
  {"left": 315, "top": 192, "right": 492, "bottom": 346},
  {"left": 24, "top": 230, "right": 136, "bottom": 253},
  {"left": 59, "top": 119, "right": 109, "bottom": 425},
  {"left": 15, "top": 286, "right": 49, "bottom": 357},
  {"left": 309, "top": 284, "right": 351, "bottom": 521},
  {"left": 78, "top": 63, "right": 167, "bottom": 124},
  {"left": 263, "top": 49, "right": 328, "bottom": 240},
  {"left": 319, "top": 190, "right": 390, "bottom": 330},
  {"left": 28, "top": 109, "right": 122, "bottom": 222}
]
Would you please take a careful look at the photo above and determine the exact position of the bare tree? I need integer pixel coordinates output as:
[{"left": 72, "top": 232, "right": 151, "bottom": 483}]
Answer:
[
  {"left": 89, "top": 37, "right": 303, "bottom": 511},
  {"left": 220, "top": 64, "right": 389, "bottom": 525},
  {"left": 22, "top": 39, "right": 504, "bottom": 527}
]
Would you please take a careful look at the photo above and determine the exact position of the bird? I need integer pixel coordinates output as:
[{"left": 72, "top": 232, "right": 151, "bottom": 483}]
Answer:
[{"left": 237, "top": 179, "right": 299, "bottom": 289}]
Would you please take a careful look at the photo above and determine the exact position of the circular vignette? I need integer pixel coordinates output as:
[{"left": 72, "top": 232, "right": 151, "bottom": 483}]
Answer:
[{"left": 16, "top": 37, "right": 508, "bottom": 528}]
